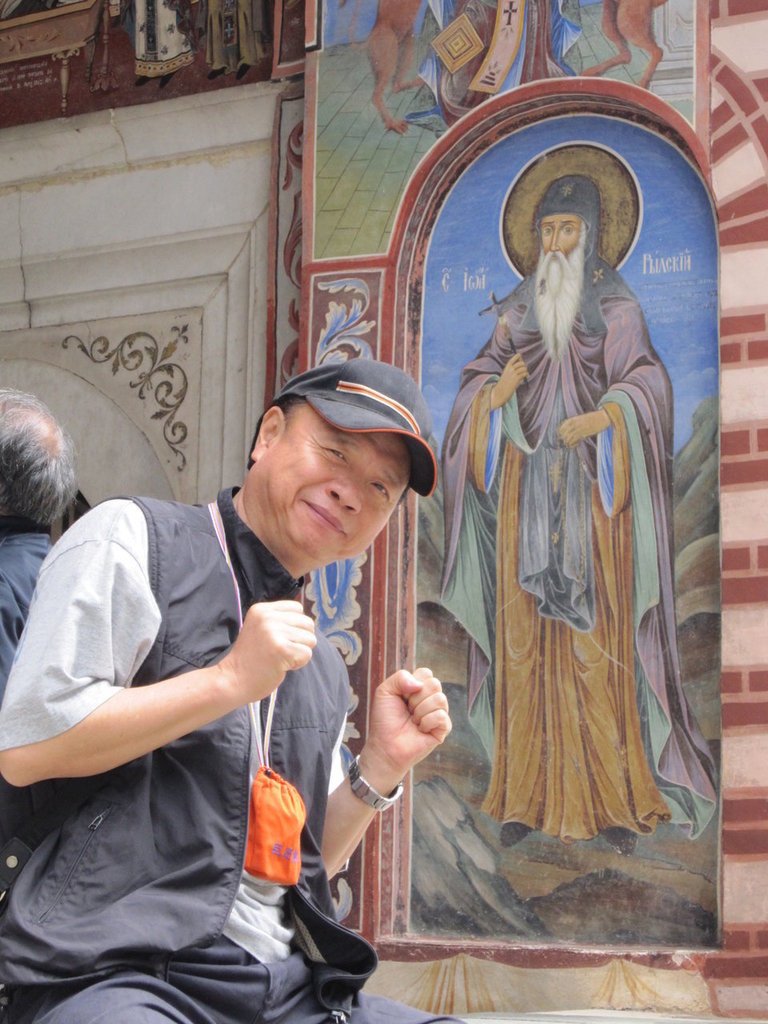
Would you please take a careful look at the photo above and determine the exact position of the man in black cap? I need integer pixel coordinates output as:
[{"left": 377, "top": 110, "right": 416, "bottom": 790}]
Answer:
[{"left": 0, "top": 360, "right": 458, "bottom": 1024}]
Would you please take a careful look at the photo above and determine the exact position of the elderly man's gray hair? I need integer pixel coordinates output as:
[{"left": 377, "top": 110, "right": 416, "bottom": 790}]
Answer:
[{"left": 0, "top": 389, "right": 77, "bottom": 526}]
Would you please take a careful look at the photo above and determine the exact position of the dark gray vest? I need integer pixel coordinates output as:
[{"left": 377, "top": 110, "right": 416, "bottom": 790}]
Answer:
[{"left": 0, "top": 496, "right": 376, "bottom": 997}]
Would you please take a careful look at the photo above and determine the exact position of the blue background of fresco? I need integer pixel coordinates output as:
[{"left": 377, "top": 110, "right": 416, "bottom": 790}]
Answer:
[{"left": 421, "top": 115, "right": 718, "bottom": 455}]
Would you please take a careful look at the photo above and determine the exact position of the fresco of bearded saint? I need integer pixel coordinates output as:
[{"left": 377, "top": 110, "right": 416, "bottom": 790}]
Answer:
[{"left": 440, "top": 172, "right": 716, "bottom": 854}]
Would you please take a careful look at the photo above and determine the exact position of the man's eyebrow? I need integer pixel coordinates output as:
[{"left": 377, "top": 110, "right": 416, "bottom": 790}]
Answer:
[{"left": 324, "top": 427, "right": 409, "bottom": 487}]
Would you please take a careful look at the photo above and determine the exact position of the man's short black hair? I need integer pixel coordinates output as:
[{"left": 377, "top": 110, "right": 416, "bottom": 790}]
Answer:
[{"left": 246, "top": 395, "right": 305, "bottom": 470}]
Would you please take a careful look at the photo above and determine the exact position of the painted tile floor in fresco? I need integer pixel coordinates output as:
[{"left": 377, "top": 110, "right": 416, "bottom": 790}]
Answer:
[
  {"left": 313, "top": 40, "right": 436, "bottom": 260},
  {"left": 314, "top": 4, "right": 693, "bottom": 261}
]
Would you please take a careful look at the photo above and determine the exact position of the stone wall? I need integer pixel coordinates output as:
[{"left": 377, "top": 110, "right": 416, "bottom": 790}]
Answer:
[{"left": 0, "top": 81, "right": 283, "bottom": 503}]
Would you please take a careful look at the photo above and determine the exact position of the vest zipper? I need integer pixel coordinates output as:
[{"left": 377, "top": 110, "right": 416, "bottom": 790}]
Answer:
[
  {"left": 88, "top": 810, "right": 109, "bottom": 831},
  {"left": 38, "top": 805, "right": 113, "bottom": 923}
]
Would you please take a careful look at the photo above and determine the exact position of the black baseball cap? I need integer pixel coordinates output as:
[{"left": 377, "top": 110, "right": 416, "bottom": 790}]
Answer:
[{"left": 266, "top": 360, "right": 437, "bottom": 497}]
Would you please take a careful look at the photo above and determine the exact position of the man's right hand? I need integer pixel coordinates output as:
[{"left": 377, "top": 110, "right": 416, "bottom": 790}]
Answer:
[
  {"left": 217, "top": 599, "right": 317, "bottom": 703},
  {"left": 491, "top": 353, "right": 528, "bottom": 409}
]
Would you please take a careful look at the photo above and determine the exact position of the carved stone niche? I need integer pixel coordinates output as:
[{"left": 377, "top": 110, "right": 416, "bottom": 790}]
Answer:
[{"left": 0, "top": 83, "right": 288, "bottom": 504}]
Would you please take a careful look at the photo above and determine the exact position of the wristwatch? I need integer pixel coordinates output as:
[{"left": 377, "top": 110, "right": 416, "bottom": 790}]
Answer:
[{"left": 347, "top": 756, "right": 404, "bottom": 811}]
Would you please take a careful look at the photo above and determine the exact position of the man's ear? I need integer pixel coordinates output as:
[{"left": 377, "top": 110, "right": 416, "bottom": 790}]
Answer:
[{"left": 250, "top": 405, "right": 286, "bottom": 463}]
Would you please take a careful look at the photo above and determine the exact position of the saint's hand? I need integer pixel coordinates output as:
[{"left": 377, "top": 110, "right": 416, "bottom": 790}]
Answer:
[
  {"left": 491, "top": 354, "right": 528, "bottom": 409},
  {"left": 558, "top": 410, "right": 611, "bottom": 447},
  {"left": 217, "top": 599, "right": 317, "bottom": 703},
  {"left": 359, "top": 668, "right": 452, "bottom": 794}
]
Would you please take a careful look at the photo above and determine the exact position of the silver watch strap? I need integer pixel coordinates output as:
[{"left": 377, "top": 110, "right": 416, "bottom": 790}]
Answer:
[{"left": 347, "top": 756, "right": 403, "bottom": 811}]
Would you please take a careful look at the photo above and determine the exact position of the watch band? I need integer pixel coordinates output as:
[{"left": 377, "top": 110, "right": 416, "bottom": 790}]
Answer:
[{"left": 347, "top": 756, "right": 403, "bottom": 811}]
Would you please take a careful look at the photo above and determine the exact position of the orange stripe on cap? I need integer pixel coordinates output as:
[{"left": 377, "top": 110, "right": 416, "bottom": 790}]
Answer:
[{"left": 336, "top": 381, "right": 421, "bottom": 435}]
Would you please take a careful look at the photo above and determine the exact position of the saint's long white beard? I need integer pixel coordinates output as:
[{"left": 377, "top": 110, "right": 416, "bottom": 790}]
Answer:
[{"left": 534, "top": 234, "right": 586, "bottom": 362}]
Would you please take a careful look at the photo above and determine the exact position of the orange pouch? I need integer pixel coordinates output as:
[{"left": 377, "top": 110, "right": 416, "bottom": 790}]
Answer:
[{"left": 244, "top": 765, "right": 306, "bottom": 885}]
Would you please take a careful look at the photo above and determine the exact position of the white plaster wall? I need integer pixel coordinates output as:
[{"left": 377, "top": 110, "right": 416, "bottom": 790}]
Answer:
[{"left": 0, "top": 82, "right": 284, "bottom": 505}]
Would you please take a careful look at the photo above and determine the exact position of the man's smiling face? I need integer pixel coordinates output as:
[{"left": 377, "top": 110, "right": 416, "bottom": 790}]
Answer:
[{"left": 237, "top": 402, "right": 410, "bottom": 577}]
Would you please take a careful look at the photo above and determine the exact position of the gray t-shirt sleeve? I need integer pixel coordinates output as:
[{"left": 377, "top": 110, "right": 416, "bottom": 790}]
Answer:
[{"left": 0, "top": 500, "right": 161, "bottom": 749}]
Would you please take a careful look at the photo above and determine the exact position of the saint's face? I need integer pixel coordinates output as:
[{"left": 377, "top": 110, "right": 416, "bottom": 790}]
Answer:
[
  {"left": 238, "top": 402, "right": 410, "bottom": 577},
  {"left": 539, "top": 214, "right": 582, "bottom": 257}
]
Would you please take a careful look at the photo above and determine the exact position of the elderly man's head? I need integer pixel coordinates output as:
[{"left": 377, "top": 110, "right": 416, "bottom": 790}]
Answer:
[
  {"left": 536, "top": 174, "right": 600, "bottom": 252},
  {"left": 534, "top": 215, "right": 587, "bottom": 361},
  {"left": 532, "top": 175, "right": 601, "bottom": 361},
  {"left": 0, "top": 389, "right": 76, "bottom": 525}
]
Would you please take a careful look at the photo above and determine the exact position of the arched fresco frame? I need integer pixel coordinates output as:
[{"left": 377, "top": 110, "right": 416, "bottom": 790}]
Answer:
[{"left": 338, "top": 80, "right": 722, "bottom": 968}]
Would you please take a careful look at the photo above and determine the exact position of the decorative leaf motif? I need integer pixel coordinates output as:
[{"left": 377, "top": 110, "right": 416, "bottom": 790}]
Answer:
[
  {"left": 306, "top": 552, "right": 366, "bottom": 666},
  {"left": 316, "top": 278, "right": 376, "bottom": 362},
  {"left": 62, "top": 327, "right": 190, "bottom": 470}
]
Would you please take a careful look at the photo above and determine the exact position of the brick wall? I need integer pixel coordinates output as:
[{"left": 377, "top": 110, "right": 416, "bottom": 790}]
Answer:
[{"left": 708, "top": 2, "right": 768, "bottom": 1014}]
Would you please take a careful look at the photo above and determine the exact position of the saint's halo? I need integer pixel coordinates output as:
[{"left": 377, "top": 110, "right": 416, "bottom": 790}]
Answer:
[{"left": 501, "top": 143, "right": 641, "bottom": 278}]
